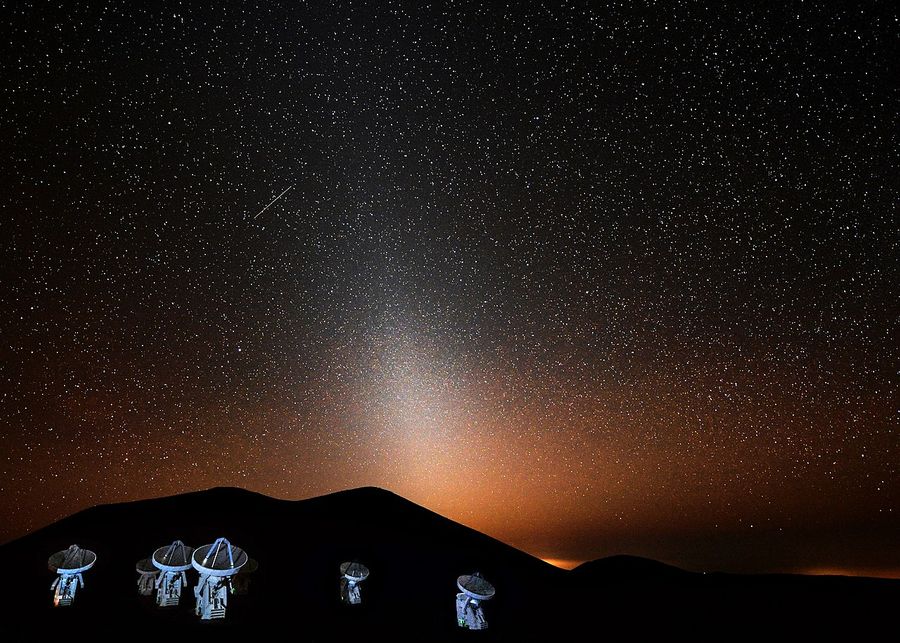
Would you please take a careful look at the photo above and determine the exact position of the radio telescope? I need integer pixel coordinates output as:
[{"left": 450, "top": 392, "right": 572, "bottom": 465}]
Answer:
[
  {"left": 135, "top": 558, "right": 159, "bottom": 596},
  {"left": 455, "top": 572, "right": 495, "bottom": 630},
  {"left": 48, "top": 545, "right": 96, "bottom": 607},
  {"left": 151, "top": 540, "right": 194, "bottom": 607},
  {"left": 191, "top": 537, "right": 248, "bottom": 619},
  {"left": 339, "top": 561, "right": 369, "bottom": 605}
]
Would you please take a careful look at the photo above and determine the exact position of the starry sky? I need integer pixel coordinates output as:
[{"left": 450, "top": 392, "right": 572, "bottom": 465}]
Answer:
[{"left": 2, "top": 2, "right": 897, "bottom": 576}]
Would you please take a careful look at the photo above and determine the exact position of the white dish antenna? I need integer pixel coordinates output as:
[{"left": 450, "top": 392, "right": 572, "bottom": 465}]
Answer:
[
  {"left": 192, "top": 537, "right": 247, "bottom": 577},
  {"left": 340, "top": 561, "right": 370, "bottom": 582},
  {"left": 135, "top": 558, "right": 158, "bottom": 596},
  {"left": 151, "top": 540, "right": 192, "bottom": 607},
  {"left": 48, "top": 545, "right": 96, "bottom": 575},
  {"left": 457, "top": 573, "right": 495, "bottom": 601},
  {"left": 152, "top": 540, "right": 194, "bottom": 572},
  {"left": 49, "top": 545, "right": 96, "bottom": 606},
  {"left": 192, "top": 537, "right": 247, "bottom": 619},
  {"left": 340, "top": 561, "right": 369, "bottom": 605},
  {"left": 136, "top": 558, "right": 157, "bottom": 574}
]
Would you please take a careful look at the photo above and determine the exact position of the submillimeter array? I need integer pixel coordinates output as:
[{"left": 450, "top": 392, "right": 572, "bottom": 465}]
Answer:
[
  {"left": 456, "top": 573, "right": 495, "bottom": 630},
  {"left": 339, "top": 561, "right": 369, "bottom": 605},
  {"left": 191, "top": 537, "right": 248, "bottom": 620},
  {"left": 135, "top": 558, "right": 159, "bottom": 596},
  {"left": 48, "top": 544, "right": 96, "bottom": 607},
  {"left": 151, "top": 540, "right": 194, "bottom": 607}
]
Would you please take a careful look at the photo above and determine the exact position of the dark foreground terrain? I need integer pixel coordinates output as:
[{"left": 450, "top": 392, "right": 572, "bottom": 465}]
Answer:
[{"left": 0, "top": 487, "right": 895, "bottom": 641}]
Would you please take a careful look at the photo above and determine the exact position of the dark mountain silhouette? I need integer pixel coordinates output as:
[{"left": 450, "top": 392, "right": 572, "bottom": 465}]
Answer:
[
  {"left": 0, "top": 487, "right": 895, "bottom": 641},
  {"left": 572, "top": 554, "right": 692, "bottom": 580}
]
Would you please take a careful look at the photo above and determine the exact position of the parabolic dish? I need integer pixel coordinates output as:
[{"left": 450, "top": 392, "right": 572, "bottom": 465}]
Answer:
[
  {"left": 192, "top": 540, "right": 248, "bottom": 577},
  {"left": 48, "top": 545, "right": 96, "bottom": 575},
  {"left": 136, "top": 558, "right": 158, "bottom": 574},
  {"left": 340, "top": 561, "right": 369, "bottom": 582},
  {"left": 457, "top": 574, "right": 495, "bottom": 601},
  {"left": 152, "top": 541, "right": 194, "bottom": 572}
]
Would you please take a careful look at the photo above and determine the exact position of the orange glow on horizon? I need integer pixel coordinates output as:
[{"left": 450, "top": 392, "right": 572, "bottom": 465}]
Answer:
[
  {"left": 540, "top": 558, "right": 583, "bottom": 570},
  {"left": 799, "top": 567, "right": 900, "bottom": 580}
]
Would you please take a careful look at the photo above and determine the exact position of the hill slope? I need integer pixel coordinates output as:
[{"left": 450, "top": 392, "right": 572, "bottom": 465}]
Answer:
[
  {"left": 0, "top": 487, "right": 896, "bottom": 641},
  {"left": 0, "top": 487, "right": 564, "bottom": 641}
]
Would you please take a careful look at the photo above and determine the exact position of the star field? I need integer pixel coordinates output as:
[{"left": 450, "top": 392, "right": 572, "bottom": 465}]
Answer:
[{"left": 1, "top": 1, "right": 897, "bottom": 576}]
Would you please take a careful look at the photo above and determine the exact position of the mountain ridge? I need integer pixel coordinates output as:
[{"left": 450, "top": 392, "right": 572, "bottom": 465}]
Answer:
[{"left": 0, "top": 486, "right": 896, "bottom": 641}]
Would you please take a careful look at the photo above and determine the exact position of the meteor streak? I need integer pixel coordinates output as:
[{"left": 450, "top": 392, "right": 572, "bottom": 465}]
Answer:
[{"left": 251, "top": 185, "right": 292, "bottom": 220}]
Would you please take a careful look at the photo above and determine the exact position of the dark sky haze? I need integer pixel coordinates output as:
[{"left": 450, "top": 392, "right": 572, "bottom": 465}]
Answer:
[{"left": 1, "top": 1, "right": 897, "bottom": 576}]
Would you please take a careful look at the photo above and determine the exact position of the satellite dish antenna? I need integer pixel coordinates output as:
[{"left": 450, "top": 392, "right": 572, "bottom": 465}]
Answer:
[
  {"left": 339, "top": 561, "right": 369, "bottom": 605},
  {"left": 48, "top": 545, "right": 96, "bottom": 607},
  {"left": 232, "top": 557, "right": 258, "bottom": 596},
  {"left": 456, "top": 572, "right": 495, "bottom": 630},
  {"left": 135, "top": 558, "right": 159, "bottom": 597},
  {"left": 191, "top": 537, "right": 248, "bottom": 619},
  {"left": 151, "top": 540, "right": 194, "bottom": 607}
]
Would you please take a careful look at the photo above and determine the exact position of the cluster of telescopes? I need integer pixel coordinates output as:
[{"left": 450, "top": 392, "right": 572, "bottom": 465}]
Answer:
[{"left": 48, "top": 542, "right": 495, "bottom": 630}]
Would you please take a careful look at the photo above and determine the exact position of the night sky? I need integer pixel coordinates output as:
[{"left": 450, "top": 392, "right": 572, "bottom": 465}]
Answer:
[{"left": 2, "top": 2, "right": 897, "bottom": 576}]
